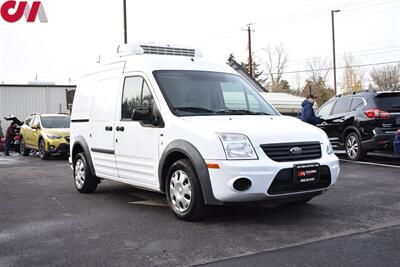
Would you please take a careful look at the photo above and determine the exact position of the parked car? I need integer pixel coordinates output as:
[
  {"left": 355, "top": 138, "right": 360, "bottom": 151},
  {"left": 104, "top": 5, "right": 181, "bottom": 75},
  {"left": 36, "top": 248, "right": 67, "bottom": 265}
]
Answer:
[
  {"left": 70, "top": 43, "right": 340, "bottom": 221},
  {"left": 316, "top": 91, "right": 400, "bottom": 160},
  {"left": 1, "top": 116, "right": 23, "bottom": 153},
  {"left": 19, "top": 114, "right": 71, "bottom": 160}
]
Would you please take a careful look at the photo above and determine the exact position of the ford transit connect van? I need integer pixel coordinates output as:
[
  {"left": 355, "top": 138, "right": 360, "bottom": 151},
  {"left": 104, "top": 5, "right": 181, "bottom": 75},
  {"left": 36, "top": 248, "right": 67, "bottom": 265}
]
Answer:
[{"left": 70, "top": 43, "right": 340, "bottom": 220}]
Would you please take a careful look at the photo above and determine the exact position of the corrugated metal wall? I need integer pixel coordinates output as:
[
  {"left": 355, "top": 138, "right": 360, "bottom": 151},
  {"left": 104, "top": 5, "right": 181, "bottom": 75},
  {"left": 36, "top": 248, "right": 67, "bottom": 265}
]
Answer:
[{"left": 0, "top": 85, "right": 71, "bottom": 134}]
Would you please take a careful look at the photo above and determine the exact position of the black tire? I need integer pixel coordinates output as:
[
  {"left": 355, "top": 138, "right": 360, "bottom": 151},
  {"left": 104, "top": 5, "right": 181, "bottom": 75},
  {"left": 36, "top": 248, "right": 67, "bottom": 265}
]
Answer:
[
  {"left": 19, "top": 137, "right": 30, "bottom": 156},
  {"left": 165, "top": 159, "right": 208, "bottom": 221},
  {"left": 73, "top": 152, "right": 98, "bottom": 193},
  {"left": 39, "top": 139, "right": 50, "bottom": 160},
  {"left": 345, "top": 132, "right": 365, "bottom": 161}
]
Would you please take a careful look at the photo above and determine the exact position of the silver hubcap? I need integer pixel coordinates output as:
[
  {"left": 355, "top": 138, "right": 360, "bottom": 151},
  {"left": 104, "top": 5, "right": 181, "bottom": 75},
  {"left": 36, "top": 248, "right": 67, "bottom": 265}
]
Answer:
[
  {"left": 347, "top": 135, "right": 359, "bottom": 159},
  {"left": 75, "top": 159, "right": 85, "bottom": 189},
  {"left": 169, "top": 170, "right": 192, "bottom": 213}
]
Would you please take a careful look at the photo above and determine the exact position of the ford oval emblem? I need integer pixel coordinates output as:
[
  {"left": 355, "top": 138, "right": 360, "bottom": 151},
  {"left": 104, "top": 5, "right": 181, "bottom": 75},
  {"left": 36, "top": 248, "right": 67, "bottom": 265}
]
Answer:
[{"left": 290, "top": 147, "right": 302, "bottom": 155}]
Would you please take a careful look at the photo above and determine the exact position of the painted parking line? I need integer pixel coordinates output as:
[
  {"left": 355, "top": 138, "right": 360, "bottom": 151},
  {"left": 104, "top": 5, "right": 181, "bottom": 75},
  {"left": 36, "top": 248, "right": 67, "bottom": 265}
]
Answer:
[{"left": 340, "top": 159, "right": 400, "bottom": 169}]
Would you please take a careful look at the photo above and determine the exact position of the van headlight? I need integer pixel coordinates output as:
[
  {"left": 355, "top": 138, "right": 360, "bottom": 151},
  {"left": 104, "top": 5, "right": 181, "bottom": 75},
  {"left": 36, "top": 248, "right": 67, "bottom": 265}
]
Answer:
[
  {"left": 326, "top": 142, "right": 334, "bottom": 155},
  {"left": 322, "top": 134, "right": 334, "bottom": 155},
  {"left": 218, "top": 133, "right": 258, "bottom": 160},
  {"left": 46, "top": 134, "right": 62, "bottom": 139}
]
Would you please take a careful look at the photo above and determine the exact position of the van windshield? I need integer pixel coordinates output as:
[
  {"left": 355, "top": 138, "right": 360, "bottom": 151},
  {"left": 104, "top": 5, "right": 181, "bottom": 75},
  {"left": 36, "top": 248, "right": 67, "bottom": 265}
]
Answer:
[
  {"left": 153, "top": 70, "right": 278, "bottom": 116},
  {"left": 41, "top": 116, "right": 70, "bottom": 128}
]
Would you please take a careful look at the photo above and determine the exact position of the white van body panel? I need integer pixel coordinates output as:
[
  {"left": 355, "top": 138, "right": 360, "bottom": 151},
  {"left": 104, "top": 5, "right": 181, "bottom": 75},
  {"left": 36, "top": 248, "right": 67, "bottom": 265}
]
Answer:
[
  {"left": 114, "top": 72, "right": 160, "bottom": 187},
  {"left": 71, "top": 62, "right": 125, "bottom": 178},
  {"left": 180, "top": 115, "right": 326, "bottom": 147}
]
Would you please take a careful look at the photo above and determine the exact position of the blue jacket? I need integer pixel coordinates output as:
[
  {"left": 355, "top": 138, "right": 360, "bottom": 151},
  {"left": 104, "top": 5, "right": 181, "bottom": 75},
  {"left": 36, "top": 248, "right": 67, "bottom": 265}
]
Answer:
[
  {"left": 301, "top": 100, "right": 322, "bottom": 126},
  {"left": 395, "top": 132, "right": 400, "bottom": 156}
]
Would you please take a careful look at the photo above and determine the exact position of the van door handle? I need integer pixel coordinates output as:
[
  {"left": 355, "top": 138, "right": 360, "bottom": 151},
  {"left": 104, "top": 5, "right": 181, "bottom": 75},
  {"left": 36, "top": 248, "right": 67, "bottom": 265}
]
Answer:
[
  {"left": 105, "top": 126, "right": 113, "bottom": 131},
  {"left": 116, "top": 126, "right": 125, "bottom": 132}
]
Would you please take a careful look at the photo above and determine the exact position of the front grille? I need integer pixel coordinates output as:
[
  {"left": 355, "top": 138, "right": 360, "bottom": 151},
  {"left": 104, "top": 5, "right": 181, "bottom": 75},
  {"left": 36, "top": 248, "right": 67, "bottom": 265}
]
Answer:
[
  {"left": 64, "top": 136, "right": 70, "bottom": 143},
  {"left": 268, "top": 166, "right": 331, "bottom": 195},
  {"left": 140, "top": 45, "right": 195, "bottom": 57},
  {"left": 260, "top": 142, "right": 322, "bottom": 162}
]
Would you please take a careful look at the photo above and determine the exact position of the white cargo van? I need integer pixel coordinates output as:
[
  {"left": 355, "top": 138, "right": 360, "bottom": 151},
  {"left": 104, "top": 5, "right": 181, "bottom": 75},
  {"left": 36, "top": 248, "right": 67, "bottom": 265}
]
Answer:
[{"left": 70, "top": 43, "right": 340, "bottom": 220}]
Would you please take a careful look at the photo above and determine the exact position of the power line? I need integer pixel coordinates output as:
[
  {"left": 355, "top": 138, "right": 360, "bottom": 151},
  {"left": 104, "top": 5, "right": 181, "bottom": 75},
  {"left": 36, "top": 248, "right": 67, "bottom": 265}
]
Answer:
[
  {"left": 278, "top": 60, "right": 400, "bottom": 75},
  {"left": 253, "top": 0, "right": 398, "bottom": 30},
  {"left": 276, "top": 43, "right": 400, "bottom": 67},
  {"left": 285, "top": 49, "right": 400, "bottom": 68}
]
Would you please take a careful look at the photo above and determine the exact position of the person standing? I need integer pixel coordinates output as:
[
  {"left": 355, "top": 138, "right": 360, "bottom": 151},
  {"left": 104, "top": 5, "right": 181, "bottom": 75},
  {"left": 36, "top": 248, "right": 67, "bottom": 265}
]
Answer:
[
  {"left": 301, "top": 95, "right": 322, "bottom": 126},
  {"left": 395, "top": 129, "right": 400, "bottom": 156},
  {"left": 4, "top": 122, "right": 17, "bottom": 156}
]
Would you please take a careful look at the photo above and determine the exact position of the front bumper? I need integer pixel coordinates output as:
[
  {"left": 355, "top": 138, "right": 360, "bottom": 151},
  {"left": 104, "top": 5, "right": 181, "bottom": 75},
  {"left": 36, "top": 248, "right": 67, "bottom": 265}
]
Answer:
[
  {"left": 46, "top": 141, "right": 70, "bottom": 155},
  {"left": 206, "top": 146, "right": 340, "bottom": 202}
]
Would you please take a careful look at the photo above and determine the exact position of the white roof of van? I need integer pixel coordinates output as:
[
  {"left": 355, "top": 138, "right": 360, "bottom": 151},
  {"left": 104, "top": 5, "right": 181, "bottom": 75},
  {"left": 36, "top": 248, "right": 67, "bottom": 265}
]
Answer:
[{"left": 123, "top": 54, "right": 236, "bottom": 74}]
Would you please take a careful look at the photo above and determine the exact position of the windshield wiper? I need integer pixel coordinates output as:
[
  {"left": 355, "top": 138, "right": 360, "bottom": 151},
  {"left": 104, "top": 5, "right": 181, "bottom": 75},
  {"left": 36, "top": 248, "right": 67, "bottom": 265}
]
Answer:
[
  {"left": 174, "top": 107, "right": 215, "bottom": 114},
  {"left": 216, "top": 109, "right": 270, "bottom": 115}
]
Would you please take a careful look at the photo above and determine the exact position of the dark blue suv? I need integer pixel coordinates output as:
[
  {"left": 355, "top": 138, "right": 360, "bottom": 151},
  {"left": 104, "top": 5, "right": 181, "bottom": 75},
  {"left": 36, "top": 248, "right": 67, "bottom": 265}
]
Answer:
[{"left": 316, "top": 91, "right": 400, "bottom": 160}]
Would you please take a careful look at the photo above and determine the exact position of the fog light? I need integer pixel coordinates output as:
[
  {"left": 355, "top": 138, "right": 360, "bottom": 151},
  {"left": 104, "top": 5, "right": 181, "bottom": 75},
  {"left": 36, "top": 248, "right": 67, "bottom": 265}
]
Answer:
[
  {"left": 50, "top": 145, "right": 55, "bottom": 150},
  {"left": 233, "top": 178, "right": 252, "bottom": 192}
]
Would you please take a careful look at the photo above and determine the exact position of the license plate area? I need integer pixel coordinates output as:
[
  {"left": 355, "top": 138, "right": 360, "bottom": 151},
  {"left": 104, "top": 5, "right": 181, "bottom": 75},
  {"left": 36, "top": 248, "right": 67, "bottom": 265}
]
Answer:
[{"left": 294, "top": 163, "right": 320, "bottom": 184}]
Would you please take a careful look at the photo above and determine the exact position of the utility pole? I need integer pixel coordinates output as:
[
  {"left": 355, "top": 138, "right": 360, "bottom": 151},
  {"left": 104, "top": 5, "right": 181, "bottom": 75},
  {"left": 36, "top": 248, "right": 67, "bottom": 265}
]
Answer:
[
  {"left": 242, "top": 24, "right": 255, "bottom": 77},
  {"left": 123, "top": 0, "right": 128, "bottom": 44},
  {"left": 247, "top": 24, "right": 253, "bottom": 77},
  {"left": 331, "top": 10, "right": 340, "bottom": 95}
]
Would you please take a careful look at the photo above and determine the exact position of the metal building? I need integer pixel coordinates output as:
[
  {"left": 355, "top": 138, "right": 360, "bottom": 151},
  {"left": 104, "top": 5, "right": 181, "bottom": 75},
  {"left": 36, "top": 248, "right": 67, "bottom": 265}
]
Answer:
[{"left": 0, "top": 84, "right": 76, "bottom": 133}]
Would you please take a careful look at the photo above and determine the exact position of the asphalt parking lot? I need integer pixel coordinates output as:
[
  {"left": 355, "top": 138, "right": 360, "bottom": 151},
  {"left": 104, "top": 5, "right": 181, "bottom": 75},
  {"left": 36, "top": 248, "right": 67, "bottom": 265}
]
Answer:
[{"left": 1, "top": 153, "right": 400, "bottom": 267}]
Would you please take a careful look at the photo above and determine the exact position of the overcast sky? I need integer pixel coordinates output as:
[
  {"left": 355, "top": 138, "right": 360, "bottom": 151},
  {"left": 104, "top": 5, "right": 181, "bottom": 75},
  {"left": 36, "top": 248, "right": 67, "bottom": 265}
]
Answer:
[{"left": 0, "top": 0, "right": 399, "bottom": 90}]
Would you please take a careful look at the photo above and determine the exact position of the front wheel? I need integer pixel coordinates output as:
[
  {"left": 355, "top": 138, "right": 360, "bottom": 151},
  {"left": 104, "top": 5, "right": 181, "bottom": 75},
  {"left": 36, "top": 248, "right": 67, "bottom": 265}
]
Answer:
[
  {"left": 39, "top": 139, "right": 50, "bottom": 160},
  {"left": 165, "top": 159, "right": 208, "bottom": 221},
  {"left": 74, "top": 152, "right": 98, "bottom": 193},
  {"left": 345, "top": 132, "right": 365, "bottom": 161}
]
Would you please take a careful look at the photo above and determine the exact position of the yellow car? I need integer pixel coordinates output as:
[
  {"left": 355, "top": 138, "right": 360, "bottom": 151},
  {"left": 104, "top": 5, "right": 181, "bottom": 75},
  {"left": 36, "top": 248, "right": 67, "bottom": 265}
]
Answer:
[{"left": 19, "top": 114, "right": 70, "bottom": 160}]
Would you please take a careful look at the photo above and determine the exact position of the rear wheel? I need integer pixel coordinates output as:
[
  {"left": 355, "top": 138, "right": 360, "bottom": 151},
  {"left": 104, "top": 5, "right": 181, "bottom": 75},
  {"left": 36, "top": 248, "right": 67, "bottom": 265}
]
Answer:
[
  {"left": 39, "top": 139, "right": 50, "bottom": 160},
  {"left": 20, "top": 137, "right": 30, "bottom": 156},
  {"left": 345, "top": 132, "right": 365, "bottom": 161},
  {"left": 165, "top": 159, "right": 208, "bottom": 221},
  {"left": 74, "top": 152, "right": 98, "bottom": 193}
]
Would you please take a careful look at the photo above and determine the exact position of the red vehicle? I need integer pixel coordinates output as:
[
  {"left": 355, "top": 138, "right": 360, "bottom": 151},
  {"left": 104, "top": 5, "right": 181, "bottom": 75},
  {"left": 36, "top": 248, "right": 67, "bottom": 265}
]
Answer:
[{"left": 1, "top": 116, "right": 23, "bottom": 153}]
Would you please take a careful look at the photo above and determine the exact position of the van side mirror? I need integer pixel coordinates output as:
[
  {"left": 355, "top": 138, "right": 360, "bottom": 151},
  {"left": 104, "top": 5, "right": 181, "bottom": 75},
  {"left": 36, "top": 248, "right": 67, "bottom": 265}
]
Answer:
[{"left": 132, "top": 107, "right": 152, "bottom": 121}]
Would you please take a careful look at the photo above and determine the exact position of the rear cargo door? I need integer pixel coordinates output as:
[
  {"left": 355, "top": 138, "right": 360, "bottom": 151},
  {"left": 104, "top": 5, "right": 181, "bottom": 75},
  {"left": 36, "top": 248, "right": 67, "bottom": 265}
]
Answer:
[{"left": 374, "top": 93, "right": 400, "bottom": 130}]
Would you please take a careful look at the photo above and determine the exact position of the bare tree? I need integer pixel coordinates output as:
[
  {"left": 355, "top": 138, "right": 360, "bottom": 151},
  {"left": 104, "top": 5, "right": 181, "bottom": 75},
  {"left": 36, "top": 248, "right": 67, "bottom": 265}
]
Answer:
[
  {"left": 307, "top": 57, "right": 331, "bottom": 83},
  {"left": 341, "top": 55, "right": 364, "bottom": 93},
  {"left": 304, "top": 58, "right": 334, "bottom": 105},
  {"left": 293, "top": 72, "right": 304, "bottom": 93},
  {"left": 263, "top": 44, "right": 288, "bottom": 92},
  {"left": 370, "top": 63, "right": 400, "bottom": 91}
]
